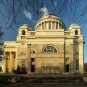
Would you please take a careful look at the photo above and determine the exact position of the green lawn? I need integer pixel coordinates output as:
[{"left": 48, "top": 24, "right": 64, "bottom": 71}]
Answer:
[{"left": 0, "top": 75, "right": 11, "bottom": 83}]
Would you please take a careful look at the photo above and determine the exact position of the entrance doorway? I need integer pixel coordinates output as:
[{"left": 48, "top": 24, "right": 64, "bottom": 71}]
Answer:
[
  {"left": 65, "top": 64, "right": 69, "bottom": 72},
  {"left": 31, "top": 65, "right": 35, "bottom": 72},
  {"left": 30, "top": 58, "right": 35, "bottom": 72},
  {"left": 6, "top": 68, "right": 8, "bottom": 73}
]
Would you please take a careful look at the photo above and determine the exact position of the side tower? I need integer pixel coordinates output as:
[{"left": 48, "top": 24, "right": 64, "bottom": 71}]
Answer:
[{"left": 69, "top": 24, "right": 84, "bottom": 74}]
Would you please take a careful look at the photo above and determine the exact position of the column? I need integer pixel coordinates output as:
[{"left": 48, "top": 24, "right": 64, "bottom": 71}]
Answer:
[
  {"left": 52, "top": 21, "right": 54, "bottom": 29},
  {"left": 11, "top": 52, "right": 15, "bottom": 72},
  {"left": 38, "top": 24, "right": 40, "bottom": 30},
  {"left": 9, "top": 52, "right": 12, "bottom": 73},
  {"left": 8, "top": 52, "right": 15, "bottom": 73},
  {"left": 6, "top": 52, "right": 9, "bottom": 73},
  {"left": 47, "top": 22, "right": 48, "bottom": 30},
  {"left": 45, "top": 22, "right": 47, "bottom": 30},
  {"left": 79, "top": 42, "right": 84, "bottom": 73},
  {"left": 15, "top": 51, "right": 18, "bottom": 70},
  {"left": 51, "top": 21, "right": 52, "bottom": 30},
  {"left": 44, "top": 22, "right": 45, "bottom": 30},
  {"left": 42, "top": 22, "right": 44, "bottom": 30},
  {"left": 2, "top": 52, "right": 6, "bottom": 73}
]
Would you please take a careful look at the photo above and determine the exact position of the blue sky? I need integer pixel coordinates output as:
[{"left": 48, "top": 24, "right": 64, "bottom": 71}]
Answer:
[{"left": 0, "top": 0, "right": 87, "bottom": 62}]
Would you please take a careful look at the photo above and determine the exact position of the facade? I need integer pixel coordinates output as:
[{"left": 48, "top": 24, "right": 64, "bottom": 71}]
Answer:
[{"left": 2, "top": 14, "right": 84, "bottom": 74}]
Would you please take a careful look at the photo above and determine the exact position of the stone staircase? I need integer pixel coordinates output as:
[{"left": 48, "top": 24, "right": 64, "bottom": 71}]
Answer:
[{"left": 9, "top": 76, "right": 84, "bottom": 84}]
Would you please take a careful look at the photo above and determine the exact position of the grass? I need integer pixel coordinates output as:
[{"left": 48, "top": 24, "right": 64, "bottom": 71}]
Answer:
[{"left": 0, "top": 75, "right": 11, "bottom": 83}]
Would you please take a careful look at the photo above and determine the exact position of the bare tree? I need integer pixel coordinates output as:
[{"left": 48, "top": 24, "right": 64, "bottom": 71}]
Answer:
[
  {"left": 0, "top": 0, "right": 87, "bottom": 60},
  {"left": 0, "top": 26, "right": 3, "bottom": 62},
  {"left": 0, "top": 0, "right": 86, "bottom": 30},
  {"left": 0, "top": 27, "right": 3, "bottom": 40}
]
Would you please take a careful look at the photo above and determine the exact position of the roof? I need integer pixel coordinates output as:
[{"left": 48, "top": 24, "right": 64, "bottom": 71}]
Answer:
[
  {"left": 35, "top": 14, "right": 65, "bottom": 29},
  {"left": 37, "top": 14, "right": 63, "bottom": 23},
  {"left": 19, "top": 24, "right": 32, "bottom": 31},
  {"left": 69, "top": 24, "right": 81, "bottom": 29}
]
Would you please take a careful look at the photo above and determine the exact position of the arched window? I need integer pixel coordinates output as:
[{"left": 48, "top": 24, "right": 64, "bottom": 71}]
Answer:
[
  {"left": 43, "top": 45, "right": 57, "bottom": 53},
  {"left": 75, "top": 30, "right": 78, "bottom": 35},
  {"left": 22, "top": 30, "right": 25, "bottom": 35}
]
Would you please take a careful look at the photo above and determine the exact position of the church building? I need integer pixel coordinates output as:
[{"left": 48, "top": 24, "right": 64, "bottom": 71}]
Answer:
[{"left": 2, "top": 14, "right": 84, "bottom": 74}]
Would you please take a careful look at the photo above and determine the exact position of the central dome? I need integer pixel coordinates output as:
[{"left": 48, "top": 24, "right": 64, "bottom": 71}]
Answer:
[{"left": 35, "top": 14, "right": 65, "bottom": 31}]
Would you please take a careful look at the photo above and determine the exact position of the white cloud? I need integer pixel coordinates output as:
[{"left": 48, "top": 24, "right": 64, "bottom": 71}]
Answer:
[
  {"left": 24, "top": 10, "right": 32, "bottom": 20},
  {"left": 40, "top": 6, "right": 49, "bottom": 16},
  {"left": 54, "top": 1, "right": 57, "bottom": 6}
]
